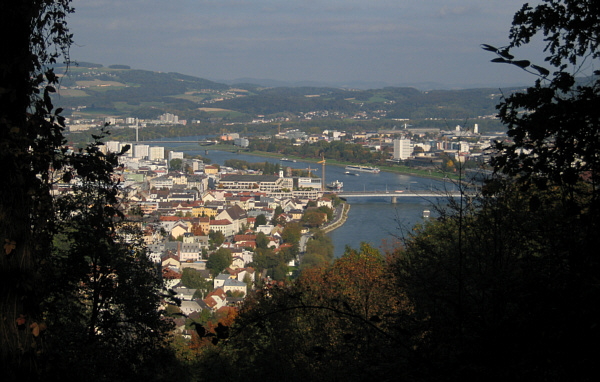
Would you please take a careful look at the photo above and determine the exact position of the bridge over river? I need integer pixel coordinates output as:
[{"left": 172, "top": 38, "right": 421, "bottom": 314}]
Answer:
[{"left": 336, "top": 190, "right": 470, "bottom": 203}]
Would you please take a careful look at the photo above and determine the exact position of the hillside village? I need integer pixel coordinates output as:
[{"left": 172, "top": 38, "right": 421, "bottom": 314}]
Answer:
[{"left": 52, "top": 140, "right": 341, "bottom": 337}]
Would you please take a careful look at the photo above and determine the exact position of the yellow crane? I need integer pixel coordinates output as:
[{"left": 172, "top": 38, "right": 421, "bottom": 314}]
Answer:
[{"left": 318, "top": 154, "right": 326, "bottom": 191}]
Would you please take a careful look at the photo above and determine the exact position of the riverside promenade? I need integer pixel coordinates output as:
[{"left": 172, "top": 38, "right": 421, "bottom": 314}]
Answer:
[{"left": 321, "top": 203, "right": 351, "bottom": 234}]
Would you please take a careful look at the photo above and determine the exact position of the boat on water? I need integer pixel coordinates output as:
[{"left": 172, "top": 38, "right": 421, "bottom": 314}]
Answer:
[
  {"left": 326, "top": 180, "right": 343, "bottom": 191},
  {"left": 345, "top": 165, "right": 380, "bottom": 173},
  {"left": 344, "top": 171, "right": 359, "bottom": 176},
  {"left": 280, "top": 157, "right": 296, "bottom": 163}
]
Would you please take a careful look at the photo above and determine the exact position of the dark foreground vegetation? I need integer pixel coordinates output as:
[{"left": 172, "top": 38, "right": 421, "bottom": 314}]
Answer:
[{"left": 2, "top": 1, "right": 599, "bottom": 381}]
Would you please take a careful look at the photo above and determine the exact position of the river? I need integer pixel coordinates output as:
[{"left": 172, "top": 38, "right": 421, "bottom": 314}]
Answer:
[{"left": 146, "top": 139, "right": 456, "bottom": 257}]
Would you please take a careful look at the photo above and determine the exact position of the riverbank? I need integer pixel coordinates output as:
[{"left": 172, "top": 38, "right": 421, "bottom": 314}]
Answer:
[
  {"left": 244, "top": 150, "right": 460, "bottom": 182},
  {"left": 170, "top": 148, "right": 442, "bottom": 258},
  {"left": 321, "top": 202, "right": 350, "bottom": 234}
]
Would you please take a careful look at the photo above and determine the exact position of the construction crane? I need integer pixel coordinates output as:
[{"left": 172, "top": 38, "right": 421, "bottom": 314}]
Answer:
[{"left": 318, "top": 154, "right": 326, "bottom": 191}]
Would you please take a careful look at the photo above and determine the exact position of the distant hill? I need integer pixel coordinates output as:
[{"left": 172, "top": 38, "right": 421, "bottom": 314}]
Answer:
[
  {"left": 54, "top": 62, "right": 524, "bottom": 126},
  {"left": 220, "top": 77, "right": 529, "bottom": 91}
]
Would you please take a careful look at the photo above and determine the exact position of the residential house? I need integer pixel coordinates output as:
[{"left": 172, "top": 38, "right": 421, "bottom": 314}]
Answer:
[
  {"left": 173, "top": 286, "right": 197, "bottom": 301},
  {"left": 213, "top": 273, "right": 233, "bottom": 289},
  {"left": 170, "top": 221, "right": 189, "bottom": 239},
  {"left": 178, "top": 242, "right": 201, "bottom": 262},
  {"left": 209, "top": 219, "right": 234, "bottom": 237},
  {"left": 202, "top": 287, "right": 227, "bottom": 312},
  {"left": 317, "top": 196, "right": 334, "bottom": 209},
  {"left": 180, "top": 300, "right": 202, "bottom": 315},
  {"left": 162, "top": 267, "right": 181, "bottom": 290},
  {"left": 204, "top": 165, "right": 219, "bottom": 175},
  {"left": 288, "top": 209, "right": 304, "bottom": 221},
  {"left": 159, "top": 216, "right": 192, "bottom": 233},
  {"left": 236, "top": 267, "right": 256, "bottom": 284},
  {"left": 223, "top": 279, "right": 247, "bottom": 295},
  {"left": 231, "top": 256, "right": 245, "bottom": 270},
  {"left": 191, "top": 216, "right": 210, "bottom": 235},
  {"left": 216, "top": 205, "right": 248, "bottom": 234},
  {"left": 150, "top": 175, "right": 173, "bottom": 190},
  {"left": 161, "top": 254, "right": 181, "bottom": 270},
  {"left": 256, "top": 224, "right": 274, "bottom": 235}
]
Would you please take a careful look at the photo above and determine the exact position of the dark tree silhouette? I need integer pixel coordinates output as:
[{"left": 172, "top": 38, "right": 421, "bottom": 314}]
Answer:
[{"left": 0, "top": 3, "right": 176, "bottom": 380}]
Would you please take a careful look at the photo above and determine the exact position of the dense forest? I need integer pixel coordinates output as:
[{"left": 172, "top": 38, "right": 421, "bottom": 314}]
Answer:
[{"left": 2, "top": 1, "right": 600, "bottom": 381}]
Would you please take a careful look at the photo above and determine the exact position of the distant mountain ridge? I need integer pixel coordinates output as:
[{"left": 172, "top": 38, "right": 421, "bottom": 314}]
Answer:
[
  {"left": 64, "top": 60, "right": 526, "bottom": 91},
  {"left": 220, "top": 77, "right": 530, "bottom": 91},
  {"left": 53, "top": 61, "right": 529, "bottom": 126}
]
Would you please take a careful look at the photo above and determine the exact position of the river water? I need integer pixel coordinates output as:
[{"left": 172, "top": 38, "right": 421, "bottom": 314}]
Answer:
[{"left": 147, "top": 139, "right": 456, "bottom": 257}]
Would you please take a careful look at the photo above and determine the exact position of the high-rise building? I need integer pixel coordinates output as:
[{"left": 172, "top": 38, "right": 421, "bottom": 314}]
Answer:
[
  {"left": 105, "top": 140, "right": 121, "bottom": 153},
  {"left": 149, "top": 146, "right": 165, "bottom": 161},
  {"left": 159, "top": 113, "right": 179, "bottom": 124},
  {"left": 133, "top": 144, "right": 149, "bottom": 159},
  {"left": 393, "top": 138, "right": 412, "bottom": 160}
]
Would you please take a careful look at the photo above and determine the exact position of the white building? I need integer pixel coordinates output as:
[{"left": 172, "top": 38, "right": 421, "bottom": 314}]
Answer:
[
  {"left": 393, "top": 138, "right": 412, "bottom": 160},
  {"left": 105, "top": 140, "right": 121, "bottom": 153},
  {"left": 298, "top": 177, "right": 322, "bottom": 190},
  {"left": 459, "top": 141, "right": 470, "bottom": 153},
  {"left": 190, "top": 159, "right": 204, "bottom": 172},
  {"left": 160, "top": 113, "right": 179, "bottom": 124},
  {"left": 149, "top": 146, "right": 165, "bottom": 161},
  {"left": 132, "top": 144, "right": 149, "bottom": 159}
]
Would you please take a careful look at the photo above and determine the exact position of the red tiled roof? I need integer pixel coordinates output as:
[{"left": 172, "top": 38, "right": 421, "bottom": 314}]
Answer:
[
  {"left": 162, "top": 268, "right": 181, "bottom": 279},
  {"left": 210, "top": 219, "right": 232, "bottom": 226},
  {"left": 234, "top": 234, "right": 257, "bottom": 242}
]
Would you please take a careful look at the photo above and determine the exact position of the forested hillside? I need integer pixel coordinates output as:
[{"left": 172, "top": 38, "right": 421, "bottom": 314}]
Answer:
[{"left": 54, "top": 62, "right": 517, "bottom": 124}]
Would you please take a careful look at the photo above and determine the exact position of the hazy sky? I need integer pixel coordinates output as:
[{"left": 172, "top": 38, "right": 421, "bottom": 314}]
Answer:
[{"left": 68, "top": 0, "right": 545, "bottom": 88}]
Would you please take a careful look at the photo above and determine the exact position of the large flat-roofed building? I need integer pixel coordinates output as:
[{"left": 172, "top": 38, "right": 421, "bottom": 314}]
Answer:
[
  {"left": 218, "top": 174, "right": 288, "bottom": 192},
  {"left": 297, "top": 177, "right": 322, "bottom": 190}
]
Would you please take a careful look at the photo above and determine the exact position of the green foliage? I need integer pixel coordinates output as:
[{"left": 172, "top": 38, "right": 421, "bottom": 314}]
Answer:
[
  {"left": 197, "top": 243, "right": 413, "bottom": 382},
  {"left": 301, "top": 230, "right": 334, "bottom": 270},
  {"left": 486, "top": 0, "right": 600, "bottom": 191},
  {"left": 301, "top": 209, "right": 325, "bottom": 227},
  {"left": 41, "top": 132, "right": 175, "bottom": 380},
  {"left": 250, "top": 139, "right": 387, "bottom": 166},
  {"left": 224, "top": 159, "right": 280, "bottom": 175},
  {"left": 253, "top": 214, "right": 267, "bottom": 228},
  {"left": 281, "top": 222, "right": 302, "bottom": 244},
  {"left": 181, "top": 268, "right": 212, "bottom": 293},
  {"left": 270, "top": 205, "right": 285, "bottom": 225},
  {"left": 0, "top": 4, "right": 180, "bottom": 378},
  {"left": 390, "top": 176, "right": 600, "bottom": 380},
  {"left": 208, "top": 230, "right": 225, "bottom": 248},
  {"left": 169, "top": 158, "right": 183, "bottom": 171},
  {"left": 207, "top": 248, "right": 232, "bottom": 276},
  {"left": 255, "top": 231, "right": 269, "bottom": 249}
]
